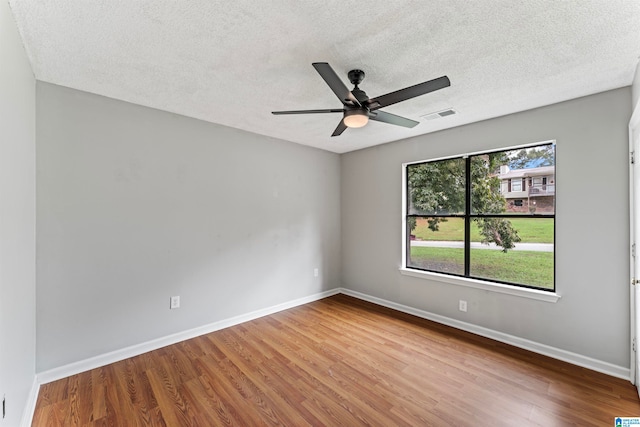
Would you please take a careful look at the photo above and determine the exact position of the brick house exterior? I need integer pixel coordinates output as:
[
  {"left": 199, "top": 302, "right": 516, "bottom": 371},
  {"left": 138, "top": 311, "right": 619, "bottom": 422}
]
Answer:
[{"left": 498, "top": 165, "right": 555, "bottom": 213}]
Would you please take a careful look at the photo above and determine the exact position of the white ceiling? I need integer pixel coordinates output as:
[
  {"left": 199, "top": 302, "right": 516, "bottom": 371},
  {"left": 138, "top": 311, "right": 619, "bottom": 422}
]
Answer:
[{"left": 8, "top": 0, "right": 640, "bottom": 153}]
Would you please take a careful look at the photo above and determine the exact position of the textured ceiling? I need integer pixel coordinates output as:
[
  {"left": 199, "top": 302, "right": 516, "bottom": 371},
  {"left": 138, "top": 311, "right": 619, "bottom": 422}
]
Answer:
[{"left": 8, "top": 0, "right": 640, "bottom": 153}]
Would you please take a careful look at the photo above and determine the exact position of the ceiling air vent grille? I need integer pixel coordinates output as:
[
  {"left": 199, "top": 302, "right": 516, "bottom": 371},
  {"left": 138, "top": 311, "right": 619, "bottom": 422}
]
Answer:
[{"left": 421, "top": 108, "right": 457, "bottom": 120}]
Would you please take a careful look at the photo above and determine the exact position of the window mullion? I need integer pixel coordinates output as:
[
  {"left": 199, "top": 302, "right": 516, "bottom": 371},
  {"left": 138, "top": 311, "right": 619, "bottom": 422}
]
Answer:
[
  {"left": 405, "top": 167, "right": 410, "bottom": 268},
  {"left": 464, "top": 157, "right": 471, "bottom": 277}
]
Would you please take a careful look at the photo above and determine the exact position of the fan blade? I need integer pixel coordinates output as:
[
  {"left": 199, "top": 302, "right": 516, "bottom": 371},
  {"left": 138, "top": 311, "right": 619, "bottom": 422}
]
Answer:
[
  {"left": 272, "top": 109, "right": 343, "bottom": 115},
  {"left": 369, "top": 110, "right": 419, "bottom": 128},
  {"left": 331, "top": 119, "right": 347, "bottom": 137},
  {"left": 368, "top": 76, "right": 450, "bottom": 110},
  {"left": 347, "top": 92, "right": 362, "bottom": 107},
  {"left": 312, "top": 62, "right": 354, "bottom": 106},
  {"left": 352, "top": 88, "right": 369, "bottom": 105}
]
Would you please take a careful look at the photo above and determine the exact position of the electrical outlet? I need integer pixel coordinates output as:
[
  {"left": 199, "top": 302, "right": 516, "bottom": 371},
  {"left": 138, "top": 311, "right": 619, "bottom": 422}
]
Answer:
[
  {"left": 314, "top": 268, "right": 319, "bottom": 277},
  {"left": 459, "top": 300, "right": 468, "bottom": 312},
  {"left": 170, "top": 296, "right": 180, "bottom": 309}
]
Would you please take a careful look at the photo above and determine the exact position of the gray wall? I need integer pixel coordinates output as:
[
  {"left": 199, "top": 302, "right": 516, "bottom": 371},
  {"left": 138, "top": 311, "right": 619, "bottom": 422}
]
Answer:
[
  {"left": 342, "top": 88, "right": 631, "bottom": 367},
  {"left": 27, "top": 60, "right": 638, "bottom": 378},
  {"left": 0, "top": 1, "right": 36, "bottom": 425},
  {"left": 36, "top": 82, "right": 341, "bottom": 371},
  {"left": 633, "top": 61, "right": 640, "bottom": 110}
]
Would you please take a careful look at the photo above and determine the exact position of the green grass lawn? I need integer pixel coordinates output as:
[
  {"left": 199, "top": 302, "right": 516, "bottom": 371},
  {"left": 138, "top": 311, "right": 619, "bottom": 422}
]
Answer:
[
  {"left": 412, "top": 217, "right": 553, "bottom": 244},
  {"left": 409, "top": 246, "right": 554, "bottom": 289}
]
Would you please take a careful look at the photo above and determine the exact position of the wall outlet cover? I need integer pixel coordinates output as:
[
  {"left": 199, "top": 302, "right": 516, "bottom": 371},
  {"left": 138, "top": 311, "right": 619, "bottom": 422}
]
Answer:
[
  {"left": 459, "top": 300, "right": 468, "bottom": 312},
  {"left": 170, "top": 296, "right": 180, "bottom": 309}
]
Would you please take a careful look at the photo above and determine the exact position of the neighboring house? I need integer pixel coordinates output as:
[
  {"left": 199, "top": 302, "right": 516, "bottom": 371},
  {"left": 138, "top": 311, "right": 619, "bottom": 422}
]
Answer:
[{"left": 498, "top": 165, "right": 555, "bottom": 213}]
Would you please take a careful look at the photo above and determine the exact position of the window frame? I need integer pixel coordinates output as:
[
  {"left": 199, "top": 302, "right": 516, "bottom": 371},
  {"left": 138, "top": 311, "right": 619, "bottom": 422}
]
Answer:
[
  {"left": 401, "top": 141, "right": 558, "bottom": 301},
  {"left": 511, "top": 178, "right": 523, "bottom": 192}
]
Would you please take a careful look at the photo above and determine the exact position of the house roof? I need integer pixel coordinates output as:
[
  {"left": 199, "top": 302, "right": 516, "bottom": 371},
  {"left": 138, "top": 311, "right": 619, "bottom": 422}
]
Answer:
[
  {"left": 8, "top": 1, "right": 640, "bottom": 154},
  {"left": 499, "top": 165, "right": 555, "bottom": 179}
]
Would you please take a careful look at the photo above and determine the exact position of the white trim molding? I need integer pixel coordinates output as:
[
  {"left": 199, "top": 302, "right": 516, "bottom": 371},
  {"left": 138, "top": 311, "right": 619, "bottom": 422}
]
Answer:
[
  {"left": 629, "top": 98, "right": 640, "bottom": 389},
  {"left": 340, "top": 288, "right": 629, "bottom": 381},
  {"left": 19, "top": 376, "right": 39, "bottom": 427},
  {"left": 399, "top": 267, "right": 561, "bottom": 302}
]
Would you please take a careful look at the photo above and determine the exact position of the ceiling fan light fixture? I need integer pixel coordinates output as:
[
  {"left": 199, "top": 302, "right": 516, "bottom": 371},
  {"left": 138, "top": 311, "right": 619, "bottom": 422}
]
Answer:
[
  {"left": 343, "top": 109, "right": 369, "bottom": 128},
  {"left": 272, "top": 63, "right": 450, "bottom": 137}
]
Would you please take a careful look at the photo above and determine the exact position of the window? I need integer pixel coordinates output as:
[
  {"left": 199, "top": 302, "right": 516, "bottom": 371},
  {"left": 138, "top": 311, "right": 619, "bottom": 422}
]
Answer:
[{"left": 404, "top": 142, "right": 555, "bottom": 291}]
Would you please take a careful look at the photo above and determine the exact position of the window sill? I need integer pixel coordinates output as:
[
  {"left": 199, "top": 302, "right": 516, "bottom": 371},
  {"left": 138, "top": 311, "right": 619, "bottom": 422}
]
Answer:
[{"left": 399, "top": 268, "right": 560, "bottom": 303}]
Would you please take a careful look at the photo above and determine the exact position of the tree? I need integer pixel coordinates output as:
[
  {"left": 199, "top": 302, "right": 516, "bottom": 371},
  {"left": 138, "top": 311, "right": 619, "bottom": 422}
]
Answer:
[
  {"left": 471, "top": 154, "right": 521, "bottom": 251},
  {"left": 407, "top": 157, "right": 465, "bottom": 233},
  {"left": 509, "top": 145, "right": 554, "bottom": 169},
  {"left": 408, "top": 152, "right": 520, "bottom": 252}
]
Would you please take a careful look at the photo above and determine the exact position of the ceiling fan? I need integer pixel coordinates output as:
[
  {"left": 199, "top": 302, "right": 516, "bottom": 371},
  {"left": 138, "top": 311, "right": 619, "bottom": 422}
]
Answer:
[{"left": 272, "top": 62, "right": 450, "bottom": 137}]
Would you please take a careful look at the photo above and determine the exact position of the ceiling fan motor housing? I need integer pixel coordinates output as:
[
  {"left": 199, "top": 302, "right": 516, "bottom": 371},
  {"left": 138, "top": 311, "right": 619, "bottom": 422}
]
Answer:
[{"left": 348, "top": 69, "right": 365, "bottom": 86}]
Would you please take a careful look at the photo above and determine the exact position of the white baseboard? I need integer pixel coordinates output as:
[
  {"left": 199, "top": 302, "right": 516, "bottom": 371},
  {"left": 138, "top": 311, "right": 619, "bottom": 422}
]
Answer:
[
  {"left": 20, "top": 376, "right": 39, "bottom": 427},
  {"left": 36, "top": 288, "right": 341, "bottom": 385},
  {"left": 340, "top": 288, "right": 631, "bottom": 381}
]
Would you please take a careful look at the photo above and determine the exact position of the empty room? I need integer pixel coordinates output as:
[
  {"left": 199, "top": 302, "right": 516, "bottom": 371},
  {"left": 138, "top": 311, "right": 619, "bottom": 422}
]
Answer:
[{"left": 3, "top": 1, "right": 640, "bottom": 425}]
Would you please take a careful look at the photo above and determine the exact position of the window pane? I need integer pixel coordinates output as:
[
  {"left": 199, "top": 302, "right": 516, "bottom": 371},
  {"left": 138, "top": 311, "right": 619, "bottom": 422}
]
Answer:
[
  {"left": 407, "top": 158, "right": 465, "bottom": 215},
  {"left": 407, "top": 217, "right": 464, "bottom": 275},
  {"left": 469, "top": 218, "right": 554, "bottom": 289},
  {"left": 472, "top": 144, "right": 555, "bottom": 215}
]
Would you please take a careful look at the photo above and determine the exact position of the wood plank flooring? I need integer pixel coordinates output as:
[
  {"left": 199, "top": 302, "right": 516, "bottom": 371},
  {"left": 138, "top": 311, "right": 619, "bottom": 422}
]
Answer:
[{"left": 33, "top": 294, "right": 640, "bottom": 426}]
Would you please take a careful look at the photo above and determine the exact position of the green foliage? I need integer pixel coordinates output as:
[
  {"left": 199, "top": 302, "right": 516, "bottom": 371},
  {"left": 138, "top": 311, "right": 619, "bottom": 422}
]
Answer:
[
  {"left": 508, "top": 145, "right": 555, "bottom": 169},
  {"left": 407, "top": 217, "right": 416, "bottom": 233},
  {"left": 470, "top": 154, "right": 520, "bottom": 251},
  {"left": 474, "top": 217, "right": 520, "bottom": 252},
  {"left": 408, "top": 152, "right": 520, "bottom": 251},
  {"left": 413, "top": 217, "right": 466, "bottom": 241},
  {"left": 409, "top": 247, "right": 554, "bottom": 289},
  {"left": 507, "top": 218, "right": 553, "bottom": 243},
  {"left": 407, "top": 158, "right": 465, "bottom": 220},
  {"left": 470, "top": 154, "right": 505, "bottom": 215},
  {"left": 412, "top": 217, "right": 553, "bottom": 244}
]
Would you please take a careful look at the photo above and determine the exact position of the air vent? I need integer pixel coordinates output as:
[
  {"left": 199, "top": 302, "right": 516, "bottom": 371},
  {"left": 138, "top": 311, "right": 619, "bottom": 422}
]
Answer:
[{"left": 421, "top": 108, "right": 457, "bottom": 121}]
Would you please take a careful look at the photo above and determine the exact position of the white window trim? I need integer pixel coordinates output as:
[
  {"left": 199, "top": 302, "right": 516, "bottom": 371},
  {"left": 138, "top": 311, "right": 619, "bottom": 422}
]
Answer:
[
  {"left": 511, "top": 178, "right": 522, "bottom": 192},
  {"left": 398, "top": 267, "right": 560, "bottom": 302},
  {"left": 401, "top": 140, "right": 558, "bottom": 303}
]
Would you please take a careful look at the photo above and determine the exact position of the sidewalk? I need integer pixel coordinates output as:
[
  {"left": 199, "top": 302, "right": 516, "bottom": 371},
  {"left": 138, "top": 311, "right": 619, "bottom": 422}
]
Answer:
[{"left": 410, "top": 240, "right": 553, "bottom": 252}]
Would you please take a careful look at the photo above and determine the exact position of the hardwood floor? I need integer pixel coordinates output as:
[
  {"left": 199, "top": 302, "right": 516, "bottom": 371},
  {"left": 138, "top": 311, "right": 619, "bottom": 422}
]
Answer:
[{"left": 33, "top": 294, "right": 640, "bottom": 426}]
